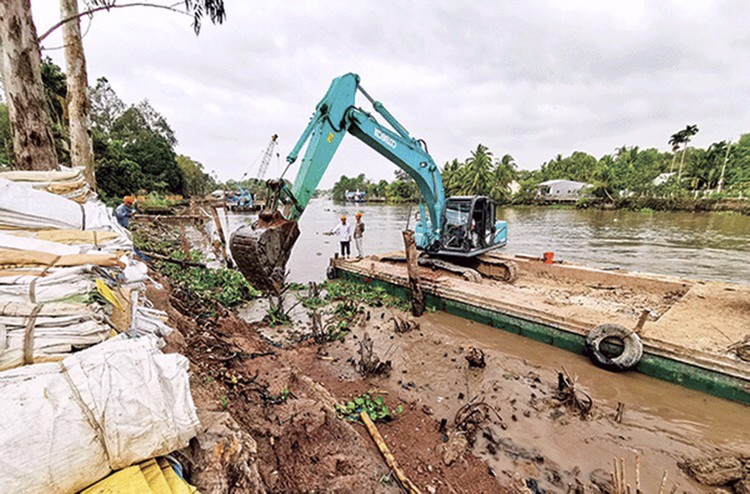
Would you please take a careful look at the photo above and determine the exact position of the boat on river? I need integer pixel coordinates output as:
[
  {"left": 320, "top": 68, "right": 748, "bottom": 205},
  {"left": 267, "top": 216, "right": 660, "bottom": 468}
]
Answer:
[{"left": 345, "top": 189, "right": 366, "bottom": 202}]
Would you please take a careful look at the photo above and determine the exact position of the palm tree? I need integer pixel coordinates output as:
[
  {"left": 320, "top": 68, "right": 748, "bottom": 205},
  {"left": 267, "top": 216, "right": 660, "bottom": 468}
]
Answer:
[
  {"left": 456, "top": 144, "right": 494, "bottom": 196},
  {"left": 677, "top": 124, "right": 699, "bottom": 180},
  {"left": 668, "top": 131, "right": 686, "bottom": 173},
  {"left": 491, "top": 154, "right": 517, "bottom": 201}
]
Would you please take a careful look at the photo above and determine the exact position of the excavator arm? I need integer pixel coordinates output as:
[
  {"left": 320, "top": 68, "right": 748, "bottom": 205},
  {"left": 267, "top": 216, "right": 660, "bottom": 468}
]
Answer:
[
  {"left": 273, "top": 73, "right": 444, "bottom": 248},
  {"left": 231, "top": 73, "right": 447, "bottom": 292}
]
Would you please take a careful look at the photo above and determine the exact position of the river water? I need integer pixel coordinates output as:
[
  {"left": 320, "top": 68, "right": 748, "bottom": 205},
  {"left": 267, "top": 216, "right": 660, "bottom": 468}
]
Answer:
[{"left": 227, "top": 198, "right": 750, "bottom": 285}]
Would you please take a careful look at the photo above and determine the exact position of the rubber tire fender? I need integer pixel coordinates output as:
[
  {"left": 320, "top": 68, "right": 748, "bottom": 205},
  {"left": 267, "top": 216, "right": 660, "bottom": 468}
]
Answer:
[{"left": 586, "top": 323, "right": 643, "bottom": 371}]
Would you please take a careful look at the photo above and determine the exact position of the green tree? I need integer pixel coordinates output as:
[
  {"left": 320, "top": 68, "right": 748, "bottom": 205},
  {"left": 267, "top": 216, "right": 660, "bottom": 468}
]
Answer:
[
  {"left": 490, "top": 153, "right": 517, "bottom": 202},
  {"left": 451, "top": 144, "right": 495, "bottom": 197},
  {"left": 90, "top": 77, "right": 126, "bottom": 135},
  {"left": 177, "top": 155, "right": 215, "bottom": 196}
]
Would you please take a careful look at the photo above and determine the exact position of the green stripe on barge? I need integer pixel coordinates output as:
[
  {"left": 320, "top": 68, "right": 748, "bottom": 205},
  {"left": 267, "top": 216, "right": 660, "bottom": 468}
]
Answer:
[{"left": 336, "top": 269, "right": 750, "bottom": 405}]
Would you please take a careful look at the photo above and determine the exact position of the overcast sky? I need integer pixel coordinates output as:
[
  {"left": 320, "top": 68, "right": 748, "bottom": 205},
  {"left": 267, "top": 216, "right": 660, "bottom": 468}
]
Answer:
[{"left": 32, "top": 1, "right": 750, "bottom": 187}]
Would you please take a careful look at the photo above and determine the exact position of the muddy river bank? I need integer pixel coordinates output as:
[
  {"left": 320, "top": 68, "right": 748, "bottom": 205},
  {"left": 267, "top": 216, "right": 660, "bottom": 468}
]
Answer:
[{"left": 239, "top": 287, "right": 749, "bottom": 493}]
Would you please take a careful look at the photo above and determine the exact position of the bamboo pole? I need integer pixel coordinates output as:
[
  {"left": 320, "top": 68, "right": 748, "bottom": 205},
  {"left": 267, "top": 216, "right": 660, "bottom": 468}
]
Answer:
[{"left": 360, "top": 411, "right": 423, "bottom": 494}]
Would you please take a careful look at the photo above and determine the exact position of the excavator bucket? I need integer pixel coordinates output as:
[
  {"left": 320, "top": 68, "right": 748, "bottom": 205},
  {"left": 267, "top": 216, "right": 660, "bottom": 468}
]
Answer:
[{"left": 229, "top": 211, "right": 300, "bottom": 294}]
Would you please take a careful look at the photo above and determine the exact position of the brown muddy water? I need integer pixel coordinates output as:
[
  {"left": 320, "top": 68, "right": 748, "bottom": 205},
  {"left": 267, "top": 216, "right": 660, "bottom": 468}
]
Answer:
[
  {"left": 228, "top": 199, "right": 750, "bottom": 491},
  {"left": 226, "top": 198, "right": 750, "bottom": 285},
  {"left": 398, "top": 311, "right": 750, "bottom": 491}
]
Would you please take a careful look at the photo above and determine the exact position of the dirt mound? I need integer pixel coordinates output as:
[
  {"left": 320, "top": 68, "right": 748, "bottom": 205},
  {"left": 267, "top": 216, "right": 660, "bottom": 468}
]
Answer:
[{"left": 148, "top": 279, "right": 393, "bottom": 493}]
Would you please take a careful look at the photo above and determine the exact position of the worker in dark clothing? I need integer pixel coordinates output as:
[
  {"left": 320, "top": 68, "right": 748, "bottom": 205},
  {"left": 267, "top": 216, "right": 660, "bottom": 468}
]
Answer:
[{"left": 115, "top": 196, "right": 135, "bottom": 229}]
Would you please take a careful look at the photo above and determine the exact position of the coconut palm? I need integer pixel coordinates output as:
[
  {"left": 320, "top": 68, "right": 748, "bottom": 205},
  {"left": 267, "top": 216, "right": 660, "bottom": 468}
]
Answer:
[
  {"left": 668, "top": 131, "right": 686, "bottom": 173},
  {"left": 454, "top": 144, "right": 495, "bottom": 197},
  {"left": 677, "top": 124, "right": 699, "bottom": 180},
  {"left": 491, "top": 154, "right": 518, "bottom": 201}
]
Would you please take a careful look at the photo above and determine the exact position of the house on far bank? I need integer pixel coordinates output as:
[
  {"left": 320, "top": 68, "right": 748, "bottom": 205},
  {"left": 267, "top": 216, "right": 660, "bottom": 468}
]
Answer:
[
  {"left": 652, "top": 172, "right": 675, "bottom": 186},
  {"left": 537, "top": 179, "right": 591, "bottom": 202}
]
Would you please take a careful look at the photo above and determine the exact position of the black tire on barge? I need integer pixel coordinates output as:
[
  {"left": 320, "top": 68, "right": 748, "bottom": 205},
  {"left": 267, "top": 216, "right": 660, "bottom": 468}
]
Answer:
[{"left": 586, "top": 323, "right": 643, "bottom": 371}]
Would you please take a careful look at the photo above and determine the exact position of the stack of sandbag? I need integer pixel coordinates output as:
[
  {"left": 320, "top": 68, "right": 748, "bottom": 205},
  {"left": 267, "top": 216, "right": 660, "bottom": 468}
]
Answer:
[
  {"left": 0, "top": 177, "right": 123, "bottom": 233},
  {"left": 5, "top": 229, "right": 133, "bottom": 254},
  {"left": 0, "top": 167, "right": 91, "bottom": 203},
  {"left": 0, "top": 301, "right": 112, "bottom": 371},
  {"left": 0, "top": 265, "right": 96, "bottom": 303},
  {"left": 0, "top": 336, "right": 200, "bottom": 494}
]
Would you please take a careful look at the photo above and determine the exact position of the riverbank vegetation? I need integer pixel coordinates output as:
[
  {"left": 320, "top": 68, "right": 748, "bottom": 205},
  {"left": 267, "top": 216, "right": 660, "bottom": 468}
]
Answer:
[
  {"left": 331, "top": 134, "right": 750, "bottom": 212},
  {"left": 0, "top": 59, "right": 217, "bottom": 205}
]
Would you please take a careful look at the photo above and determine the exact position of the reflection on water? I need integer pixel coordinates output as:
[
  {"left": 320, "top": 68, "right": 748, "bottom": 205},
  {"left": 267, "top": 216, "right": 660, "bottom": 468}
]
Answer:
[{"left": 227, "top": 199, "right": 750, "bottom": 285}]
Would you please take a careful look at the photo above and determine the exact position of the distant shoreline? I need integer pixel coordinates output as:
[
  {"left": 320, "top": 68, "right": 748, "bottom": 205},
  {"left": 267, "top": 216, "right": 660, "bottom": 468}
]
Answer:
[{"left": 327, "top": 196, "right": 750, "bottom": 215}]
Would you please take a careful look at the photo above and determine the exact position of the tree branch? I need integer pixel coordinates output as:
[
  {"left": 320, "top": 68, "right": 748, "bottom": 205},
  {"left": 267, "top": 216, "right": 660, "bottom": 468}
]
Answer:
[{"left": 38, "top": 2, "right": 189, "bottom": 43}]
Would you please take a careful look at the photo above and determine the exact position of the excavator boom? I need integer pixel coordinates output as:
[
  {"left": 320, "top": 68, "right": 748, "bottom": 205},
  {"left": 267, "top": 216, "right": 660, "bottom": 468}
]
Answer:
[{"left": 230, "top": 73, "right": 505, "bottom": 293}]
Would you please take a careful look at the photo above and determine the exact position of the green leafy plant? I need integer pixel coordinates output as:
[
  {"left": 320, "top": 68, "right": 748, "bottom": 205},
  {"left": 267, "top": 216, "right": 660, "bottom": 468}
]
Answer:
[
  {"left": 335, "top": 392, "right": 403, "bottom": 423},
  {"left": 300, "top": 293, "right": 326, "bottom": 310},
  {"left": 265, "top": 304, "right": 292, "bottom": 327},
  {"left": 323, "top": 279, "right": 408, "bottom": 311},
  {"left": 159, "top": 250, "right": 261, "bottom": 307}
]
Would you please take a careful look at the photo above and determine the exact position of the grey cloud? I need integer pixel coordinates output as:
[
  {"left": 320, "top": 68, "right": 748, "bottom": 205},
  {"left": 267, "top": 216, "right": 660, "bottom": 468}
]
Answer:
[{"left": 31, "top": 0, "right": 750, "bottom": 185}]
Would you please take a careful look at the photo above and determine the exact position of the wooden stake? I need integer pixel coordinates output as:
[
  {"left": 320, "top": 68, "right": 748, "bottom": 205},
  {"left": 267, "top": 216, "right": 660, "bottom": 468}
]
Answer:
[
  {"left": 210, "top": 206, "right": 227, "bottom": 261},
  {"left": 180, "top": 224, "right": 190, "bottom": 257},
  {"left": 635, "top": 455, "right": 641, "bottom": 494},
  {"left": 634, "top": 309, "right": 650, "bottom": 334},
  {"left": 360, "top": 410, "right": 423, "bottom": 494},
  {"left": 402, "top": 230, "right": 425, "bottom": 317},
  {"left": 620, "top": 457, "right": 626, "bottom": 494},
  {"left": 657, "top": 471, "right": 668, "bottom": 494},
  {"left": 613, "top": 457, "right": 620, "bottom": 494}
]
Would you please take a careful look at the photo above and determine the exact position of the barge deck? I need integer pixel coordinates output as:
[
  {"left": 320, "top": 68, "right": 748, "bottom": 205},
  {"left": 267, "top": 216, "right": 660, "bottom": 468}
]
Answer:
[{"left": 333, "top": 252, "right": 750, "bottom": 404}]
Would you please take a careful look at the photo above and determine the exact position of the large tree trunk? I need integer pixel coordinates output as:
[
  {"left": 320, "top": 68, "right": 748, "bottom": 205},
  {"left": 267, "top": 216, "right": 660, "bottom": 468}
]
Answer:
[
  {"left": 0, "top": 0, "right": 59, "bottom": 170},
  {"left": 61, "top": 0, "right": 95, "bottom": 188}
]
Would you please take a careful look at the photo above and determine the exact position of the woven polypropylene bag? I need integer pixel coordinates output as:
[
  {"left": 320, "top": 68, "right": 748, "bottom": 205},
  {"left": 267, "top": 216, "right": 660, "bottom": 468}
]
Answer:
[{"left": 0, "top": 336, "right": 201, "bottom": 494}]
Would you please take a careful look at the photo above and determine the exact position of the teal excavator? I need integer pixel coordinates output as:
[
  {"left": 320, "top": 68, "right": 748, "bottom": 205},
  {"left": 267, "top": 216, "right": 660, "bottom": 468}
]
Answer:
[{"left": 230, "top": 73, "right": 509, "bottom": 292}]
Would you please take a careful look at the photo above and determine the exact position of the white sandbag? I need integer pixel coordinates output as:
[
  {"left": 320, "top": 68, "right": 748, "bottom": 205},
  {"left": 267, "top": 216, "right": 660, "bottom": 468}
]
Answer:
[
  {"left": 0, "top": 232, "right": 80, "bottom": 256},
  {"left": 0, "top": 178, "right": 119, "bottom": 232},
  {"left": 0, "top": 266, "right": 95, "bottom": 303},
  {"left": 129, "top": 306, "right": 173, "bottom": 339},
  {"left": 0, "top": 336, "right": 200, "bottom": 494},
  {"left": 0, "top": 167, "right": 83, "bottom": 183},
  {"left": 0, "top": 167, "right": 91, "bottom": 203},
  {"left": 0, "top": 302, "right": 111, "bottom": 371},
  {"left": 5, "top": 230, "right": 134, "bottom": 255}
]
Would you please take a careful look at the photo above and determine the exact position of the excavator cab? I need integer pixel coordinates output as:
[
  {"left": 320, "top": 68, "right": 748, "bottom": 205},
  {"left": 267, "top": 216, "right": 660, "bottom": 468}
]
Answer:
[{"left": 436, "top": 196, "right": 508, "bottom": 257}]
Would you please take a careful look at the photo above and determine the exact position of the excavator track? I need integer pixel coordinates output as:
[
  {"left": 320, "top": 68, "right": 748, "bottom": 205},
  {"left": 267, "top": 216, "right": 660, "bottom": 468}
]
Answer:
[{"left": 474, "top": 253, "right": 519, "bottom": 283}]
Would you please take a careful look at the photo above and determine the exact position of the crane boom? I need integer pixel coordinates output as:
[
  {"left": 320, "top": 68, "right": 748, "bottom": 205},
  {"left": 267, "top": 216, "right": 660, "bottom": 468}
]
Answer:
[{"left": 256, "top": 134, "right": 279, "bottom": 180}]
